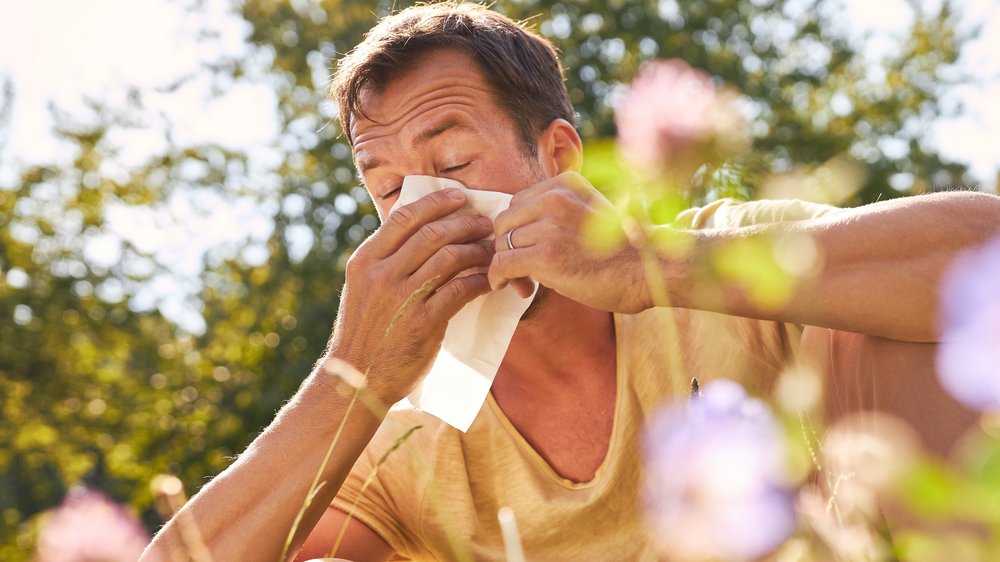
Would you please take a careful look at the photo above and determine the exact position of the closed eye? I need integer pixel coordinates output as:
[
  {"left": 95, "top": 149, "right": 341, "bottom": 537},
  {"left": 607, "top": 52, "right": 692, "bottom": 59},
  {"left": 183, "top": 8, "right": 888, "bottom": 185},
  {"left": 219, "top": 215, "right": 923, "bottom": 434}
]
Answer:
[
  {"left": 380, "top": 186, "right": 401, "bottom": 200},
  {"left": 441, "top": 162, "right": 470, "bottom": 174}
]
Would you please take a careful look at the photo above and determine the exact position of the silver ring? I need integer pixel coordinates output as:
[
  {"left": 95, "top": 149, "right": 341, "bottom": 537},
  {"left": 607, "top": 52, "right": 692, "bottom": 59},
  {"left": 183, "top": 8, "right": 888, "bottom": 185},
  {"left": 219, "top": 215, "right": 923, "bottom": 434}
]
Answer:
[{"left": 506, "top": 228, "right": 517, "bottom": 251}]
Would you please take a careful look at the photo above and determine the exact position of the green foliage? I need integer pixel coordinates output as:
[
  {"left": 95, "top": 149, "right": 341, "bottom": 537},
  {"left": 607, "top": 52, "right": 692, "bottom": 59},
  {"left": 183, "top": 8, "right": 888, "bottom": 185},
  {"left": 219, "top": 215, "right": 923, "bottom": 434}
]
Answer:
[
  {"left": 0, "top": 0, "right": 981, "bottom": 558},
  {"left": 494, "top": 0, "right": 974, "bottom": 202},
  {"left": 890, "top": 438, "right": 1000, "bottom": 559},
  {"left": 0, "top": 97, "right": 265, "bottom": 558}
]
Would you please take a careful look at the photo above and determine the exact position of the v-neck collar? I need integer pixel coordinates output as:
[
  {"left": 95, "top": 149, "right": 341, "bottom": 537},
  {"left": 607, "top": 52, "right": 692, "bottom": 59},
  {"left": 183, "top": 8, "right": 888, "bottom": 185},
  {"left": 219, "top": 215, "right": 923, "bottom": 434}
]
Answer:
[{"left": 485, "top": 313, "right": 626, "bottom": 490}]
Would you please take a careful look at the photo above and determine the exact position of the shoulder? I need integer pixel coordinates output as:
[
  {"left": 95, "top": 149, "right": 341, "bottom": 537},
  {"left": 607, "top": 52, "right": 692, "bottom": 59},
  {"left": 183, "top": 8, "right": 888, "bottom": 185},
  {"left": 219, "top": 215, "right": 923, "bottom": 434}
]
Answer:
[
  {"left": 336, "top": 405, "right": 449, "bottom": 507},
  {"left": 329, "top": 406, "right": 450, "bottom": 556},
  {"left": 365, "top": 406, "right": 450, "bottom": 469}
]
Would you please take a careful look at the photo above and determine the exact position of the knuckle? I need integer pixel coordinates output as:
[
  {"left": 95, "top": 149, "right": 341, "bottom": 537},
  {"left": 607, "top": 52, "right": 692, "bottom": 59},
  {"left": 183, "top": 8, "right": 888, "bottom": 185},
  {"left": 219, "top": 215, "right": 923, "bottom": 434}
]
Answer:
[
  {"left": 460, "top": 215, "right": 482, "bottom": 232},
  {"left": 446, "top": 278, "right": 468, "bottom": 300},
  {"left": 440, "top": 243, "right": 464, "bottom": 265},
  {"left": 476, "top": 241, "right": 493, "bottom": 260},
  {"left": 432, "top": 189, "right": 456, "bottom": 205},
  {"left": 418, "top": 222, "right": 445, "bottom": 244},
  {"left": 555, "top": 189, "right": 577, "bottom": 205},
  {"left": 491, "top": 248, "right": 506, "bottom": 268},
  {"left": 543, "top": 189, "right": 568, "bottom": 206},
  {"left": 345, "top": 252, "right": 367, "bottom": 276},
  {"left": 388, "top": 205, "right": 417, "bottom": 230}
]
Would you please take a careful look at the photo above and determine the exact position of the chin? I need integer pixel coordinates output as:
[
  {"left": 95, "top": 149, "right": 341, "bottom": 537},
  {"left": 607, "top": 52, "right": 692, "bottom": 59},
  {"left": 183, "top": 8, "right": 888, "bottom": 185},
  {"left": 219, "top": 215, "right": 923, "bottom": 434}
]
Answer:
[{"left": 519, "top": 285, "right": 551, "bottom": 321}]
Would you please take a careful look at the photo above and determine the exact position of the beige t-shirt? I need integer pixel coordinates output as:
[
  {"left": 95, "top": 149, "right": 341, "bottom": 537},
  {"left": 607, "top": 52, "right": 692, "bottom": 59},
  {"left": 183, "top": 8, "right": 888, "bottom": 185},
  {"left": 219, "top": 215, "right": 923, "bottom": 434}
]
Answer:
[{"left": 330, "top": 198, "right": 838, "bottom": 561}]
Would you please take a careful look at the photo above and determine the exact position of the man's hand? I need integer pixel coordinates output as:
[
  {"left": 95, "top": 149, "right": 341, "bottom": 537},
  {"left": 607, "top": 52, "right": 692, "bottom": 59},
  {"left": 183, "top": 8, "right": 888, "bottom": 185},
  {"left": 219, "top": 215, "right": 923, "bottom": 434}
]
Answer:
[
  {"left": 489, "top": 172, "right": 649, "bottom": 314},
  {"left": 326, "top": 188, "right": 494, "bottom": 405}
]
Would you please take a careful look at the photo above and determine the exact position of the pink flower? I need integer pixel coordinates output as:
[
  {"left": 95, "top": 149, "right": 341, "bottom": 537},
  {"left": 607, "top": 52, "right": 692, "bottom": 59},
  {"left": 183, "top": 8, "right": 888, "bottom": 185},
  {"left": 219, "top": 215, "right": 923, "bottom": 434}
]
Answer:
[
  {"left": 34, "top": 488, "right": 152, "bottom": 562},
  {"left": 937, "top": 232, "right": 1000, "bottom": 411},
  {"left": 642, "top": 380, "right": 795, "bottom": 560},
  {"left": 615, "top": 59, "right": 749, "bottom": 179}
]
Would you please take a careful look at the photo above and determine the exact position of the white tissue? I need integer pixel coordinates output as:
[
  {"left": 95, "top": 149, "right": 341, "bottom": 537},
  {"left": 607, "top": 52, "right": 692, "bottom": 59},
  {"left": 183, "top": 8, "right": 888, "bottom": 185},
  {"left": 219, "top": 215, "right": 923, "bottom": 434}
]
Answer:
[{"left": 389, "top": 176, "right": 537, "bottom": 432}]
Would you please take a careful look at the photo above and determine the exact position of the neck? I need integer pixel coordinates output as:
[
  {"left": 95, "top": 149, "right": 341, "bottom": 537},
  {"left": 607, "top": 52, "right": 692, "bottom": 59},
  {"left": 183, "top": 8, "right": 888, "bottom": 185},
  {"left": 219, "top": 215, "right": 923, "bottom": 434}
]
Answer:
[{"left": 496, "top": 291, "right": 616, "bottom": 394}]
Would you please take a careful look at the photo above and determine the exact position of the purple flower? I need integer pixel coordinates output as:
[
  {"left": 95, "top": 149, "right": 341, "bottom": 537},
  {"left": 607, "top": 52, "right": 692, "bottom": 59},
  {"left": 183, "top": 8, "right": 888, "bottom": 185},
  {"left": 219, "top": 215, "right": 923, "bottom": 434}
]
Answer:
[
  {"left": 34, "top": 488, "right": 152, "bottom": 562},
  {"left": 642, "top": 380, "right": 795, "bottom": 560},
  {"left": 615, "top": 59, "right": 749, "bottom": 179},
  {"left": 937, "top": 232, "right": 1000, "bottom": 411}
]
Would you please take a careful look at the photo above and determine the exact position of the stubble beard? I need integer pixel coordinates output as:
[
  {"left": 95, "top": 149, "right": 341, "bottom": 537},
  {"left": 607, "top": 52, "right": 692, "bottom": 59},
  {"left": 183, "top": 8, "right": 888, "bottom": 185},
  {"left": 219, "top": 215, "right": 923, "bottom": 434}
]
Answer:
[
  {"left": 518, "top": 285, "right": 550, "bottom": 321},
  {"left": 513, "top": 149, "right": 553, "bottom": 323}
]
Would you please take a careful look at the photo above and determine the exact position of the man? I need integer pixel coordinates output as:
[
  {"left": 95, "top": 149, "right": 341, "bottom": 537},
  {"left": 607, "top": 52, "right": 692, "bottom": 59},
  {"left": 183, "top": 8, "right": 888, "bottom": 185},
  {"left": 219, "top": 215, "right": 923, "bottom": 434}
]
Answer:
[{"left": 142, "top": 3, "right": 1000, "bottom": 561}]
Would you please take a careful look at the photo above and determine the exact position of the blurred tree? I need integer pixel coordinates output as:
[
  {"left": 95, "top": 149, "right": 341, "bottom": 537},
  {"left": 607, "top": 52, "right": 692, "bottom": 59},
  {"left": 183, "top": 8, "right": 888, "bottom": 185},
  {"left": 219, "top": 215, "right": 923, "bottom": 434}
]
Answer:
[
  {"left": 0, "top": 91, "right": 267, "bottom": 557},
  {"left": 0, "top": 0, "right": 979, "bottom": 559},
  {"left": 493, "top": 0, "right": 972, "bottom": 202},
  {"left": 236, "top": 0, "right": 974, "bottom": 207}
]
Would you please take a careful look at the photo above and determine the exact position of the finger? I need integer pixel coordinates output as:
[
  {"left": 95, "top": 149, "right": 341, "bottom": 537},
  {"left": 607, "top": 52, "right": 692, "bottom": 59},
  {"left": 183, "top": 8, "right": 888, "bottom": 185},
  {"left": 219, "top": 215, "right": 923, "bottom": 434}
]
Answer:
[
  {"left": 425, "top": 272, "right": 492, "bottom": 319},
  {"left": 365, "top": 189, "right": 468, "bottom": 258},
  {"left": 511, "top": 277, "right": 536, "bottom": 298},
  {"left": 495, "top": 181, "right": 593, "bottom": 240},
  {"left": 494, "top": 192, "right": 551, "bottom": 241},
  {"left": 488, "top": 248, "right": 539, "bottom": 291},
  {"left": 506, "top": 174, "right": 565, "bottom": 208},
  {"left": 394, "top": 214, "right": 494, "bottom": 274},
  {"left": 409, "top": 242, "right": 495, "bottom": 294},
  {"left": 494, "top": 220, "right": 552, "bottom": 253}
]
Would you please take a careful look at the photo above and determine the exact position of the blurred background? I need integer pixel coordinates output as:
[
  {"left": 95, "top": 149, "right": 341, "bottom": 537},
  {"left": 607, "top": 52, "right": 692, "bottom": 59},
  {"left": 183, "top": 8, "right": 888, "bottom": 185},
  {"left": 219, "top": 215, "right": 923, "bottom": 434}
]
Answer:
[{"left": 1, "top": 0, "right": 997, "bottom": 557}]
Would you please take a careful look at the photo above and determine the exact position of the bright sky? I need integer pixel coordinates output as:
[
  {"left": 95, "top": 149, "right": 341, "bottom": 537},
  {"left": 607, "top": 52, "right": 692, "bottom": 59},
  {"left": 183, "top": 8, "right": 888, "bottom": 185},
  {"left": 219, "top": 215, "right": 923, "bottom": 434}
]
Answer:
[
  {"left": 0, "top": 0, "right": 280, "bottom": 332},
  {"left": 0, "top": 0, "right": 277, "bottom": 166},
  {"left": 1, "top": 0, "right": 998, "bottom": 331},
  {"left": 1, "top": 0, "right": 997, "bottom": 179}
]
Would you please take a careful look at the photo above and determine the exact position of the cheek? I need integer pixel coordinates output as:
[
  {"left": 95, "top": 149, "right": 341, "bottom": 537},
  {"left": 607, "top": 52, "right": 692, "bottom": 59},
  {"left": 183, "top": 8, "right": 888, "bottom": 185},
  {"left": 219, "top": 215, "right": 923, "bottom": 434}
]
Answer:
[
  {"left": 474, "top": 154, "right": 545, "bottom": 196},
  {"left": 374, "top": 198, "right": 393, "bottom": 222}
]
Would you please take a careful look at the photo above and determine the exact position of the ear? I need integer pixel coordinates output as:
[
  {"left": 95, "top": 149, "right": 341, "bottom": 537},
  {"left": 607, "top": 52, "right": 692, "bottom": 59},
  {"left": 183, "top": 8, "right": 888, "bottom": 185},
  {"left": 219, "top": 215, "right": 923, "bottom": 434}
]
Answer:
[{"left": 536, "top": 118, "right": 583, "bottom": 176}]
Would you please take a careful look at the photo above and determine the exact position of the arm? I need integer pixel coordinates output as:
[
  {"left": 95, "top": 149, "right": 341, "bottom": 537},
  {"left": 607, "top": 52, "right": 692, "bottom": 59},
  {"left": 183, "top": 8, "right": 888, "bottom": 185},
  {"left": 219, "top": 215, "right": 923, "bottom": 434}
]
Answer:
[
  {"left": 667, "top": 191, "right": 1000, "bottom": 342},
  {"left": 142, "top": 369, "right": 386, "bottom": 562},
  {"left": 295, "top": 507, "right": 395, "bottom": 562},
  {"left": 490, "top": 174, "right": 1000, "bottom": 342},
  {"left": 800, "top": 325, "right": 978, "bottom": 457},
  {"left": 141, "top": 189, "right": 494, "bottom": 562}
]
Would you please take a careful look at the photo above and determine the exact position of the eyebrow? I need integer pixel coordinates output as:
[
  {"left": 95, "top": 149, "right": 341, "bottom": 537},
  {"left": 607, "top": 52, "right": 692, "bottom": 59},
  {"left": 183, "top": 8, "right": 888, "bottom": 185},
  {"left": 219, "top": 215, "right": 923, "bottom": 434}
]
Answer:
[
  {"left": 413, "top": 117, "right": 473, "bottom": 147},
  {"left": 355, "top": 118, "right": 474, "bottom": 173},
  {"left": 357, "top": 156, "right": 384, "bottom": 173}
]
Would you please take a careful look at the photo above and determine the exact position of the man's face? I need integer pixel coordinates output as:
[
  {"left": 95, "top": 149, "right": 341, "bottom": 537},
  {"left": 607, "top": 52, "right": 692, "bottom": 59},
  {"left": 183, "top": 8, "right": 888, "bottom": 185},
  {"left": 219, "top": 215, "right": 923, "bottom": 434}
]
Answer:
[{"left": 351, "top": 48, "right": 545, "bottom": 219}]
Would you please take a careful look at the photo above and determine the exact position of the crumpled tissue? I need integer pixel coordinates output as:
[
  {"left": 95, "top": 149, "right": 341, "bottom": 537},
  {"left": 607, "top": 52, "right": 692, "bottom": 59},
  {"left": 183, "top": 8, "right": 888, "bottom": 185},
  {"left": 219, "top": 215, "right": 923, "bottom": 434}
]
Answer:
[{"left": 388, "top": 175, "right": 537, "bottom": 432}]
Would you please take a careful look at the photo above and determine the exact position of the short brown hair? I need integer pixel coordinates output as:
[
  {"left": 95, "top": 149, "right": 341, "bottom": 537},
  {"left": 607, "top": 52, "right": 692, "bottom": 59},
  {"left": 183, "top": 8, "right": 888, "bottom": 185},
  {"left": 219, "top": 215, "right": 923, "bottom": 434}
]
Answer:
[{"left": 331, "top": 2, "right": 574, "bottom": 154}]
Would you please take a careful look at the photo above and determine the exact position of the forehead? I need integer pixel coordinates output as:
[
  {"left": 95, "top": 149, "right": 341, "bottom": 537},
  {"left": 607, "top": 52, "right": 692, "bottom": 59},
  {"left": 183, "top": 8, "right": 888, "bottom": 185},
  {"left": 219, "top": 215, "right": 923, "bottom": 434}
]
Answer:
[{"left": 350, "top": 48, "right": 510, "bottom": 150}]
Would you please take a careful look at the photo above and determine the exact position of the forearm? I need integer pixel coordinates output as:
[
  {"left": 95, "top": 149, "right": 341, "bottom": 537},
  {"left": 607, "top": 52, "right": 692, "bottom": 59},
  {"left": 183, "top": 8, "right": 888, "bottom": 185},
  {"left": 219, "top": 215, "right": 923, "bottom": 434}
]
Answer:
[
  {"left": 141, "top": 188, "right": 495, "bottom": 561},
  {"left": 659, "top": 191, "right": 1000, "bottom": 342},
  {"left": 141, "top": 365, "right": 385, "bottom": 562}
]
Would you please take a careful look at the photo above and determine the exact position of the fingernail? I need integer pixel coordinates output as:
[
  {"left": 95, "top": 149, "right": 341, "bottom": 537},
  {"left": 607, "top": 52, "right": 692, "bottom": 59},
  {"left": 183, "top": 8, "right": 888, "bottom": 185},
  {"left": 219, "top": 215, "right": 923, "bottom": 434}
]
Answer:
[
  {"left": 478, "top": 216, "right": 493, "bottom": 228},
  {"left": 446, "top": 189, "right": 464, "bottom": 200}
]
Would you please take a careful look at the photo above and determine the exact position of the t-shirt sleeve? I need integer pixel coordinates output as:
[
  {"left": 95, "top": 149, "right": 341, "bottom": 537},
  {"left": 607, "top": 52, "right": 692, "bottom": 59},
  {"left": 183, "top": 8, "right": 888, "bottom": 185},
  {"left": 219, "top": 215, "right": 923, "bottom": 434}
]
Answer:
[
  {"left": 329, "top": 410, "right": 431, "bottom": 558},
  {"left": 673, "top": 198, "right": 835, "bottom": 368},
  {"left": 676, "top": 197, "right": 841, "bottom": 229}
]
